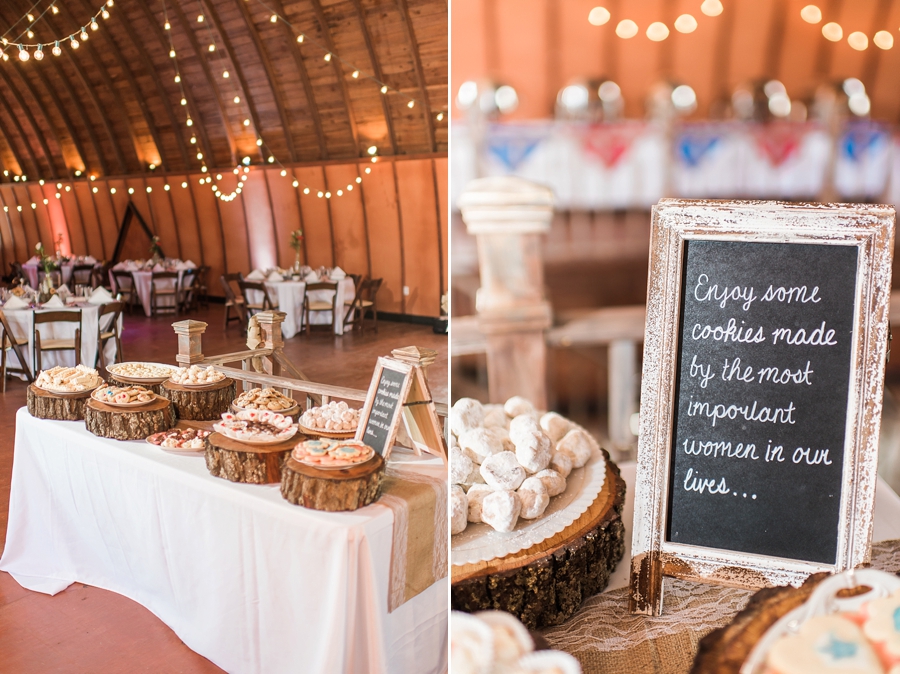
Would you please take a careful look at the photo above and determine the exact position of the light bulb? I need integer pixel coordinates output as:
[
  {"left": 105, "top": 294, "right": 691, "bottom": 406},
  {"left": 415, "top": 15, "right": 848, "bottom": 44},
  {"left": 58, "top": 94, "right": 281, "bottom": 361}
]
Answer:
[
  {"left": 90, "top": 174, "right": 96, "bottom": 180},
  {"left": 2, "top": 53, "right": 8, "bottom": 61},
  {"left": 43, "top": 198, "right": 48, "bottom": 204},
  {"left": 102, "top": 9, "right": 109, "bottom": 19},
  {"left": 149, "top": 164, "right": 156, "bottom": 170},
  {"left": 92, "top": 187, "right": 98, "bottom": 193},
  {"left": 297, "top": 35, "right": 304, "bottom": 43},
  {"left": 175, "top": 75, "right": 181, "bottom": 83},
  {"left": 437, "top": 112, "right": 444, "bottom": 121},
  {"left": 324, "top": 53, "right": 331, "bottom": 61},
  {"left": 16, "top": 206, "right": 21, "bottom": 212},
  {"left": 337, "top": 190, "right": 342, "bottom": 196},
  {"left": 27, "top": 13, "right": 34, "bottom": 22},
  {"left": 181, "top": 181, "right": 187, "bottom": 188},
  {"left": 303, "top": 187, "right": 309, "bottom": 194},
  {"left": 197, "top": 15, "right": 204, "bottom": 22},
  {"left": 27, "top": 31, "right": 34, "bottom": 39},
  {"left": 107, "top": 0, "right": 114, "bottom": 6},
  {"left": 407, "top": 100, "right": 414, "bottom": 108},
  {"left": 380, "top": 85, "right": 388, "bottom": 94},
  {"left": 2, "top": 207, "right": 6, "bottom": 211},
  {"left": 190, "top": 137, "right": 197, "bottom": 144},
  {"left": 164, "top": 184, "right": 170, "bottom": 191},
  {"left": 181, "top": 98, "right": 187, "bottom": 106},
  {"left": 233, "top": 168, "right": 239, "bottom": 174},
  {"left": 198, "top": 178, "right": 204, "bottom": 185},
  {"left": 242, "top": 157, "right": 251, "bottom": 165},
  {"left": 364, "top": 167, "right": 371, "bottom": 174},
  {"left": 66, "top": 186, "right": 71, "bottom": 191},
  {"left": 75, "top": 170, "right": 82, "bottom": 177},
  {"left": 146, "top": 186, "right": 152, "bottom": 193},
  {"left": 30, "top": 203, "right": 35, "bottom": 209},
  {"left": 281, "top": 170, "right": 287, "bottom": 177},
  {"left": 91, "top": 20, "right": 99, "bottom": 31},
  {"left": 268, "top": 156, "right": 274, "bottom": 163},
  {"left": 110, "top": 188, "right": 116, "bottom": 194},
  {"left": 39, "top": 179, "right": 44, "bottom": 185},
  {"left": 352, "top": 70, "right": 359, "bottom": 78},
  {"left": 243, "top": 167, "right": 249, "bottom": 173},
  {"left": 201, "top": 166, "right": 208, "bottom": 173},
  {"left": 18, "top": 47, "right": 29, "bottom": 62},
  {"left": 169, "top": 49, "right": 176, "bottom": 58},
  {"left": 128, "top": 187, "right": 134, "bottom": 194},
  {"left": 52, "top": 5, "right": 60, "bottom": 15},
  {"left": 208, "top": 44, "right": 215, "bottom": 52},
  {"left": 186, "top": 118, "right": 193, "bottom": 127},
  {"left": 223, "top": 70, "right": 229, "bottom": 78},
  {"left": 52, "top": 42, "right": 61, "bottom": 56},
  {"left": 355, "top": 177, "right": 361, "bottom": 183},
  {"left": 233, "top": 96, "right": 240, "bottom": 103},
  {"left": 243, "top": 119, "right": 250, "bottom": 126},
  {"left": 216, "top": 173, "right": 222, "bottom": 180},
  {"left": 325, "top": 192, "right": 331, "bottom": 198},
  {"left": 317, "top": 191, "right": 323, "bottom": 198},
  {"left": 81, "top": 29, "right": 89, "bottom": 41},
  {"left": 164, "top": 21, "right": 171, "bottom": 30},
  {"left": 270, "top": 14, "right": 278, "bottom": 23},
  {"left": 34, "top": 46, "right": 43, "bottom": 60},
  {"left": 292, "top": 180, "right": 299, "bottom": 187}
]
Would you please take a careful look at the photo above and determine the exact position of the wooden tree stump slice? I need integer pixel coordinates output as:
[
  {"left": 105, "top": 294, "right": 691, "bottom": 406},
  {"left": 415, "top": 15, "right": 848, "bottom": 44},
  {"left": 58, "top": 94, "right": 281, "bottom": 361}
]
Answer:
[
  {"left": 161, "top": 378, "right": 235, "bottom": 421},
  {"left": 106, "top": 375, "right": 163, "bottom": 395},
  {"left": 451, "top": 453, "right": 627, "bottom": 629},
  {"left": 26, "top": 385, "right": 93, "bottom": 421},
  {"left": 205, "top": 432, "right": 298, "bottom": 484},
  {"left": 280, "top": 453, "right": 385, "bottom": 511},
  {"left": 691, "top": 573, "right": 833, "bottom": 674},
  {"left": 84, "top": 397, "right": 175, "bottom": 440}
]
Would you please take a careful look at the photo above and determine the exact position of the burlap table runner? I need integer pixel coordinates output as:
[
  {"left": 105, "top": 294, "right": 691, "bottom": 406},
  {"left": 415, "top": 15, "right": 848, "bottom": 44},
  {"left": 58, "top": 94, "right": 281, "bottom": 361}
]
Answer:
[
  {"left": 380, "top": 465, "right": 448, "bottom": 612},
  {"left": 540, "top": 539, "right": 900, "bottom": 673}
]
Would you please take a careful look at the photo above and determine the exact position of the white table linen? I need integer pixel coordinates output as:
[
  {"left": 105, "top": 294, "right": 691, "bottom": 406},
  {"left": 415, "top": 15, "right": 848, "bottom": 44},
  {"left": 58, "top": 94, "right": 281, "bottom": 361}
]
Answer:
[
  {"left": 111, "top": 261, "right": 196, "bottom": 317},
  {"left": 0, "top": 410, "right": 448, "bottom": 674},
  {"left": 244, "top": 278, "right": 355, "bottom": 338},
  {"left": 23, "top": 260, "right": 75, "bottom": 289},
  {"left": 2, "top": 303, "right": 120, "bottom": 372}
]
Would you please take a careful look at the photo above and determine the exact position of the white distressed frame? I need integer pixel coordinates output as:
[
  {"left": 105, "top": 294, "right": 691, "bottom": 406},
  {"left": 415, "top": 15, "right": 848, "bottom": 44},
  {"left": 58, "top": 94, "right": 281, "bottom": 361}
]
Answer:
[{"left": 630, "top": 199, "right": 895, "bottom": 616}]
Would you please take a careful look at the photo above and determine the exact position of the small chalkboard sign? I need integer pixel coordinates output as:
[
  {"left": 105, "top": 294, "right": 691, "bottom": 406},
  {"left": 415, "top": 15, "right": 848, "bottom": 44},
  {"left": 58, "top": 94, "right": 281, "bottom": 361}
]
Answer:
[
  {"left": 357, "top": 358, "right": 413, "bottom": 458},
  {"left": 630, "top": 199, "right": 894, "bottom": 616}
]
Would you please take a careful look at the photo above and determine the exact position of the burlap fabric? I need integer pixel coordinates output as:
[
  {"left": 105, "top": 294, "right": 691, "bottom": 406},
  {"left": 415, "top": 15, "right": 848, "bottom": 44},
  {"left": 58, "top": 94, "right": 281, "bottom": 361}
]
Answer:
[{"left": 540, "top": 539, "right": 900, "bottom": 673}]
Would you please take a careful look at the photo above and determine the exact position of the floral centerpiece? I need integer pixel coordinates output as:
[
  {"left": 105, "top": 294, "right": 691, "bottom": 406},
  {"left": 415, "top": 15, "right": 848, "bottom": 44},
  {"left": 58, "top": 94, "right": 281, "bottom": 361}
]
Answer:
[
  {"left": 290, "top": 229, "right": 304, "bottom": 272},
  {"left": 35, "top": 241, "right": 58, "bottom": 302},
  {"left": 149, "top": 235, "right": 164, "bottom": 264}
]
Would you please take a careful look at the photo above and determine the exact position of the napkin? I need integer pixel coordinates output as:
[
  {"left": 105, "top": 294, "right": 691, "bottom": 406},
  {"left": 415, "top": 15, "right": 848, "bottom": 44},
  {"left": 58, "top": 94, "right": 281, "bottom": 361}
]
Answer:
[
  {"left": 27, "top": 256, "right": 39, "bottom": 264},
  {"left": 304, "top": 271, "right": 319, "bottom": 283},
  {"left": 184, "top": 260, "right": 197, "bottom": 269},
  {"left": 153, "top": 263, "right": 166, "bottom": 272},
  {"left": 112, "top": 261, "right": 126, "bottom": 270},
  {"left": 88, "top": 286, "right": 114, "bottom": 304},
  {"left": 56, "top": 284, "right": 71, "bottom": 299},
  {"left": 43, "top": 295, "right": 64, "bottom": 307},
  {"left": 330, "top": 266, "right": 346, "bottom": 280},
  {"left": 84, "top": 256, "right": 97, "bottom": 264},
  {"left": 245, "top": 269, "right": 266, "bottom": 281},
  {"left": 267, "top": 270, "right": 284, "bottom": 283},
  {"left": 3, "top": 295, "right": 27, "bottom": 310}
]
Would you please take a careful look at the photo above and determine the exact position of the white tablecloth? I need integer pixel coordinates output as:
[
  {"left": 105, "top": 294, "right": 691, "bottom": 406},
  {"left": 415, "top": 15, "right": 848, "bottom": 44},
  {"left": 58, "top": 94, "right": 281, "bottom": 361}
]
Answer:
[
  {"left": 0, "top": 410, "right": 448, "bottom": 674},
  {"left": 244, "top": 278, "right": 355, "bottom": 338},
  {"left": 111, "top": 270, "right": 188, "bottom": 317},
  {"left": 22, "top": 260, "right": 76, "bottom": 289},
  {"left": 2, "top": 304, "right": 120, "bottom": 373}
]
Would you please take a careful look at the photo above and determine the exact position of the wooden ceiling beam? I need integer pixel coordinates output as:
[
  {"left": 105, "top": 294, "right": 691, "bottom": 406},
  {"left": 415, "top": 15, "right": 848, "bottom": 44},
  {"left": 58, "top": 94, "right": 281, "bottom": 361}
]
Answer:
[
  {"left": 0, "top": 67, "right": 59, "bottom": 178},
  {"left": 267, "top": 0, "right": 329, "bottom": 160},
  {"left": 112, "top": 2, "right": 193, "bottom": 170},
  {"left": 395, "top": 0, "right": 437, "bottom": 151},
  {"left": 197, "top": 0, "right": 266, "bottom": 163},
  {"left": 0, "top": 82, "right": 42, "bottom": 178},
  {"left": 235, "top": 0, "right": 298, "bottom": 162},
  {"left": 309, "top": 0, "right": 361, "bottom": 152},
  {"left": 40, "top": 10, "right": 128, "bottom": 173},
  {"left": 349, "top": 0, "right": 398, "bottom": 155},
  {"left": 5, "top": 66, "right": 67, "bottom": 177},
  {"left": 0, "top": 107, "right": 29, "bottom": 179},
  {"left": 132, "top": 0, "right": 214, "bottom": 170},
  {"left": 168, "top": 0, "right": 237, "bottom": 165}
]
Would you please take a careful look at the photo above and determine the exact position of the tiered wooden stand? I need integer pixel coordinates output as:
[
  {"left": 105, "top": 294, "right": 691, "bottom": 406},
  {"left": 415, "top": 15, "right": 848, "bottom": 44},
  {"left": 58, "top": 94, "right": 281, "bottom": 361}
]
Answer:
[
  {"left": 161, "top": 378, "right": 235, "bottom": 420},
  {"left": 84, "top": 397, "right": 176, "bottom": 440},
  {"left": 106, "top": 375, "right": 164, "bottom": 395},
  {"left": 691, "top": 573, "right": 833, "bottom": 674},
  {"left": 26, "top": 385, "right": 93, "bottom": 420},
  {"left": 205, "top": 432, "right": 297, "bottom": 484},
  {"left": 280, "top": 453, "right": 385, "bottom": 511},
  {"left": 451, "top": 453, "right": 627, "bottom": 629}
]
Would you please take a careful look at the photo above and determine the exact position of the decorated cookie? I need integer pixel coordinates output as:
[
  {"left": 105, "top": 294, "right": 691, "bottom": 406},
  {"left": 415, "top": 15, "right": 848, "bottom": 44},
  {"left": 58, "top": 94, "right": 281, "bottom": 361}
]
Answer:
[
  {"left": 863, "top": 589, "right": 900, "bottom": 662},
  {"left": 767, "top": 615, "right": 883, "bottom": 674}
]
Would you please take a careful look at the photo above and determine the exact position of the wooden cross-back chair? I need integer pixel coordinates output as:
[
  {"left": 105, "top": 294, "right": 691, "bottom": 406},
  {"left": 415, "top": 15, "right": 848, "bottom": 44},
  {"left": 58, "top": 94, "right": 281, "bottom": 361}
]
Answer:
[
  {"left": 303, "top": 282, "right": 338, "bottom": 336},
  {"left": 179, "top": 268, "right": 198, "bottom": 313},
  {"left": 237, "top": 280, "right": 276, "bottom": 318},
  {"left": 111, "top": 270, "right": 138, "bottom": 313},
  {"left": 151, "top": 271, "right": 180, "bottom": 316},
  {"left": 0, "top": 309, "right": 32, "bottom": 391},
  {"left": 344, "top": 277, "right": 383, "bottom": 333},
  {"left": 220, "top": 273, "right": 247, "bottom": 329},
  {"left": 34, "top": 310, "right": 82, "bottom": 373},
  {"left": 96, "top": 301, "right": 125, "bottom": 370},
  {"left": 72, "top": 264, "right": 95, "bottom": 293}
]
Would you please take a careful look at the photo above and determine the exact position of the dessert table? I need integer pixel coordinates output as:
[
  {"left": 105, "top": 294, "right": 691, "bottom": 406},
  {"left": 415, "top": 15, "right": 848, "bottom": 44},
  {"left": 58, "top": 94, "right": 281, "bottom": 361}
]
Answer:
[
  {"left": 243, "top": 277, "right": 356, "bottom": 338},
  {"left": 537, "top": 461, "right": 900, "bottom": 673},
  {"left": 2, "top": 302, "right": 120, "bottom": 373},
  {"left": 0, "top": 410, "right": 448, "bottom": 674}
]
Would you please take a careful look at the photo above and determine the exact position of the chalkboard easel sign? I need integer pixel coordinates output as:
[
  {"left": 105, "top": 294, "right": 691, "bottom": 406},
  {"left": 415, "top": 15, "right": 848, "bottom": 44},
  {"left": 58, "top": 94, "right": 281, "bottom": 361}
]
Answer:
[{"left": 630, "top": 199, "right": 895, "bottom": 616}]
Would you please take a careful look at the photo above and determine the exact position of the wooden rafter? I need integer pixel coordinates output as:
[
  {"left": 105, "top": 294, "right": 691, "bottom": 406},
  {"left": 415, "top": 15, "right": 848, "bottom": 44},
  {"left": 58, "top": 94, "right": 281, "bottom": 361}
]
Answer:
[
  {"left": 395, "top": 0, "right": 437, "bottom": 151},
  {"left": 5, "top": 66, "right": 65, "bottom": 177},
  {"left": 0, "top": 68, "right": 58, "bottom": 178},
  {"left": 349, "top": 0, "right": 398, "bottom": 155},
  {"left": 0, "top": 87, "right": 41, "bottom": 177},
  {"left": 268, "top": 0, "right": 329, "bottom": 160}
]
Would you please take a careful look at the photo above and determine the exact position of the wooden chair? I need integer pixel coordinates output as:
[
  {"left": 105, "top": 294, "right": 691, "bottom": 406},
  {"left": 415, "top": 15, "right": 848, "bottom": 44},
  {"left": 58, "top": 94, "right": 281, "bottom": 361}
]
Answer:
[
  {"left": 179, "top": 268, "right": 198, "bottom": 312},
  {"left": 237, "top": 280, "right": 276, "bottom": 318},
  {"left": 9, "top": 262, "right": 26, "bottom": 286},
  {"left": 221, "top": 273, "right": 247, "bottom": 329},
  {"left": 150, "top": 271, "right": 180, "bottom": 316},
  {"left": 344, "top": 277, "right": 382, "bottom": 332},
  {"left": 194, "top": 265, "right": 210, "bottom": 309},
  {"left": 71, "top": 264, "right": 95, "bottom": 294},
  {"left": 92, "top": 262, "right": 112, "bottom": 291},
  {"left": 347, "top": 273, "right": 362, "bottom": 289},
  {"left": 0, "top": 310, "right": 32, "bottom": 392},
  {"left": 34, "top": 310, "right": 81, "bottom": 373},
  {"left": 302, "top": 282, "right": 338, "bottom": 335},
  {"left": 96, "top": 301, "right": 125, "bottom": 369},
  {"left": 111, "top": 270, "right": 138, "bottom": 313}
]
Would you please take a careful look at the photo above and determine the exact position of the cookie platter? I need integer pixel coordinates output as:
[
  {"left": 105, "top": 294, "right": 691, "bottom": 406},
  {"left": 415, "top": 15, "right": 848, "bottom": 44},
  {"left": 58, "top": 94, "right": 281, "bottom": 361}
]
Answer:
[
  {"left": 27, "top": 366, "right": 104, "bottom": 420},
  {"left": 106, "top": 362, "right": 177, "bottom": 385},
  {"left": 231, "top": 387, "right": 299, "bottom": 420},
  {"left": 160, "top": 365, "right": 235, "bottom": 421},
  {"left": 205, "top": 410, "right": 300, "bottom": 484},
  {"left": 449, "top": 395, "right": 626, "bottom": 629},
  {"left": 297, "top": 401, "right": 360, "bottom": 439}
]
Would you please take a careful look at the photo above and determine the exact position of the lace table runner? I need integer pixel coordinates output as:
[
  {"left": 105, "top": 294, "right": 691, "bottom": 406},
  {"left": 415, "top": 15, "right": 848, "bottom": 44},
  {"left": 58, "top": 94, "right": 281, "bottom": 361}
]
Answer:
[{"left": 540, "top": 539, "right": 900, "bottom": 674}]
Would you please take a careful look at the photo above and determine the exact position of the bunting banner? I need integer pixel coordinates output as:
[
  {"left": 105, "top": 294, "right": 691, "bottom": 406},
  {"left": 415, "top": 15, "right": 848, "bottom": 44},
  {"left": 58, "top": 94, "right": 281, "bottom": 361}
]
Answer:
[
  {"left": 484, "top": 124, "right": 551, "bottom": 171},
  {"left": 580, "top": 122, "right": 646, "bottom": 169},
  {"left": 675, "top": 127, "right": 724, "bottom": 167},
  {"left": 840, "top": 121, "right": 889, "bottom": 162},
  {"left": 752, "top": 123, "right": 808, "bottom": 167}
]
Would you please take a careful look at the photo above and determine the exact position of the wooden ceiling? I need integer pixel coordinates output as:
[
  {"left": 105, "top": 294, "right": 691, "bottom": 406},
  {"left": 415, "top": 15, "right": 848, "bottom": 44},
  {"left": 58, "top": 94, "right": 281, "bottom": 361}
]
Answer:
[
  {"left": 0, "top": 0, "right": 447, "bottom": 181},
  {"left": 451, "top": 0, "right": 900, "bottom": 122}
]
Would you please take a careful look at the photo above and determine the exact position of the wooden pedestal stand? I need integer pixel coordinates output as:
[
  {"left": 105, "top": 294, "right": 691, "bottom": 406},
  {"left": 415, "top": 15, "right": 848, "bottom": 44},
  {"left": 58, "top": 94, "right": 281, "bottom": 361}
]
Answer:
[
  {"left": 84, "top": 397, "right": 175, "bottom": 440},
  {"left": 205, "top": 432, "right": 295, "bottom": 484},
  {"left": 691, "top": 574, "right": 831, "bottom": 674},
  {"left": 280, "top": 453, "right": 385, "bottom": 511},
  {"left": 451, "top": 455, "right": 627, "bottom": 629},
  {"left": 161, "top": 378, "right": 235, "bottom": 420},
  {"left": 26, "top": 385, "right": 92, "bottom": 420},
  {"left": 106, "top": 375, "right": 163, "bottom": 395}
]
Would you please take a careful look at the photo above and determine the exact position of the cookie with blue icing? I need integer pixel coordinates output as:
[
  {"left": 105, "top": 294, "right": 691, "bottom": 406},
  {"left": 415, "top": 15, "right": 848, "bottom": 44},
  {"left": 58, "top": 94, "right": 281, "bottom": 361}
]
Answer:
[
  {"left": 767, "top": 614, "right": 883, "bottom": 674},
  {"left": 863, "top": 589, "right": 900, "bottom": 662}
]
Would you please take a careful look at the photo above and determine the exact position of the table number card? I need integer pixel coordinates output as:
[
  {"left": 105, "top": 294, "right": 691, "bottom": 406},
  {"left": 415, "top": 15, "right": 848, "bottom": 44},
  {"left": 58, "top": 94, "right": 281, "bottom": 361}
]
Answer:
[{"left": 630, "top": 199, "right": 895, "bottom": 616}]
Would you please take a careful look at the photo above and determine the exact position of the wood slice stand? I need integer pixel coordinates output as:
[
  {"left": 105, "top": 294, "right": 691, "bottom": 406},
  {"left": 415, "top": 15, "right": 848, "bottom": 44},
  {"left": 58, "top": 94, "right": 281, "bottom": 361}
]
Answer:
[
  {"left": 280, "top": 453, "right": 385, "bottom": 511},
  {"left": 161, "top": 378, "right": 235, "bottom": 421},
  {"left": 106, "top": 375, "right": 163, "bottom": 395},
  {"left": 26, "top": 385, "right": 93, "bottom": 421},
  {"left": 205, "top": 432, "right": 297, "bottom": 484},
  {"left": 451, "top": 454, "right": 627, "bottom": 629},
  {"left": 84, "top": 397, "right": 175, "bottom": 440},
  {"left": 691, "top": 573, "right": 833, "bottom": 674}
]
